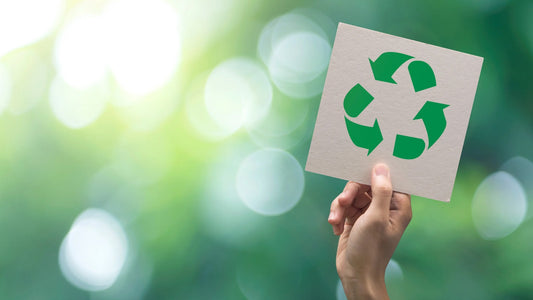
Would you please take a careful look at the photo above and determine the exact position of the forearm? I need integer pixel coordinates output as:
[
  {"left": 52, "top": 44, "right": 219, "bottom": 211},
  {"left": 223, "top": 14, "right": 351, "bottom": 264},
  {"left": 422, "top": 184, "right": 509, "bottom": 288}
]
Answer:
[{"left": 340, "top": 275, "right": 389, "bottom": 300}]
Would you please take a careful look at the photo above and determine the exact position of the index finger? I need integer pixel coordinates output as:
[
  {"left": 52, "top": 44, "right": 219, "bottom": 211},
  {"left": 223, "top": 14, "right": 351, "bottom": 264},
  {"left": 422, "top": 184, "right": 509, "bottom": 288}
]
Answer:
[
  {"left": 338, "top": 181, "right": 370, "bottom": 208},
  {"left": 328, "top": 181, "right": 370, "bottom": 233}
]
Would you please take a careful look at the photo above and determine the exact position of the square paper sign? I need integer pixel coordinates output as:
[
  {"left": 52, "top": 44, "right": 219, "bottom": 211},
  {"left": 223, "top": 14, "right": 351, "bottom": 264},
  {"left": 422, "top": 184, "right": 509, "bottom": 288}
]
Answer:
[{"left": 306, "top": 23, "right": 483, "bottom": 202}]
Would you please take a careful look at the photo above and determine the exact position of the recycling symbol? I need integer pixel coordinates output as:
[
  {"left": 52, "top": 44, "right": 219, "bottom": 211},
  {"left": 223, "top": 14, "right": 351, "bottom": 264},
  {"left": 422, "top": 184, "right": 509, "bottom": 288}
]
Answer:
[{"left": 344, "top": 52, "right": 449, "bottom": 159}]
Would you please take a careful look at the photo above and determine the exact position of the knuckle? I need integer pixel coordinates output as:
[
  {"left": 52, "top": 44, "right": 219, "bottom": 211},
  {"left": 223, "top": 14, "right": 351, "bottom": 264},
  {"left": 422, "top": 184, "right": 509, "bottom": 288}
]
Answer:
[
  {"left": 330, "top": 199, "right": 338, "bottom": 210},
  {"left": 337, "top": 193, "right": 348, "bottom": 205}
]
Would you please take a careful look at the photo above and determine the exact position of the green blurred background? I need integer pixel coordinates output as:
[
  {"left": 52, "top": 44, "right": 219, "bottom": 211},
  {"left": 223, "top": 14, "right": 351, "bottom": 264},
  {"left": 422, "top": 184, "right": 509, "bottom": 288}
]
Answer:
[{"left": 0, "top": 0, "right": 532, "bottom": 299}]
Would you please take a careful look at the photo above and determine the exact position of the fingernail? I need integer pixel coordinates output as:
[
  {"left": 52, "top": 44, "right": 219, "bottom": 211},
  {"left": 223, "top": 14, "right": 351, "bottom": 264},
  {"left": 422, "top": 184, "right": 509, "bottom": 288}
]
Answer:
[{"left": 374, "top": 164, "right": 389, "bottom": 177}]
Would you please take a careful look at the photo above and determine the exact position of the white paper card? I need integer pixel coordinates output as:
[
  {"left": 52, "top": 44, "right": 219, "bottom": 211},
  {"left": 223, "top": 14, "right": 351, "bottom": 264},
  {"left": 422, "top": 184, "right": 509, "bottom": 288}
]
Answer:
[{"left": 306, "top": 23, "right": 483, "bottom": 202}]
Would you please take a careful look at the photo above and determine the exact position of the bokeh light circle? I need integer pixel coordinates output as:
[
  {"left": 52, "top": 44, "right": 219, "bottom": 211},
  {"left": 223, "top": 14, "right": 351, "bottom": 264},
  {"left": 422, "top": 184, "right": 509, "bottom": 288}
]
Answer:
[
  {"left": 500, "top": 156, "right": 533, "bottom": 219},
  {"left": 59, "top": 208, "right": 128, "bottom": 291},
  {"left": 204, "top": 58, "right": 272, "bottom": 135},
  {"left": 269, "top": 32, "right": 331, "bottom": 83},
  {"left": 102, "top": 0, "right": 181, "bottom": 95},
  {"left": 49, "top": 76, "right": 108, "bottom": 129},
  {"left": 246, "top": 92, "right": 312, "bottom": 149},
  {"left": 185, "top": 73, "right": 236, "bottom": 141},
  {"left": 0, "top": 64, "right": 12, "bottom": 115},
  {"left": 201, "top": 143, "right": 265, "bottom": 247},
  {"left": 236, "top": 148, "right": 304, "bottom": 216},
  {"left": 0, "top": 0, "right": 65, "bottom": 57},
  {"left": 472, "top": 171, "right": 527, "bottom": 240},
  {"left": 54, "top": 15, "right": 107, "bottom": 89},
  {"left": 258, "top": 13, "right": 331, "bottom": 98}
]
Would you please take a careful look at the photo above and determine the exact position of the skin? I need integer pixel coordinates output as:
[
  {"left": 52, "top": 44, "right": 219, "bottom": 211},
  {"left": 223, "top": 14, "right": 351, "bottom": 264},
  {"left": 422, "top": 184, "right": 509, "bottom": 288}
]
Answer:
[{"left": 328, "top": 163, "right": 412, "bottom": 300}]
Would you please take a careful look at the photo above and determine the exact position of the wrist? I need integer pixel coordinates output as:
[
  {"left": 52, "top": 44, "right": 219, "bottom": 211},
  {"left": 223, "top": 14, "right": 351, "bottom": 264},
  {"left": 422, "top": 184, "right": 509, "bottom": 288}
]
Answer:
[{"left": 339, "top": 273, "right": 388, "bottom": 300}]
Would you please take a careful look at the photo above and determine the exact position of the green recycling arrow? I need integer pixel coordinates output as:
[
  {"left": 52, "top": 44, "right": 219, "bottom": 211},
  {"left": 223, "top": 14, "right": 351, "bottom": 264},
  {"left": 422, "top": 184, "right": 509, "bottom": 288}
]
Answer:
[
  {"left": 345, "top": 118, "right": 383, "bottom": 155},
  {"left": 343, "top": 51, "right": 449, "bottom": 159},
  {"left": 369, "top": 52, "right": 413, "bottom": 83},
  {"left": 408, "top": 60, "right": 437, "bottom": 92},
  {"left": 414, "top": 101, "right": 449, "bottom": 148},
  {"left": 393, "top": 134, "right": 425, "bottom": 159},
  {"left": 344, "top": 83, "right": 374, "bottom": 118}
]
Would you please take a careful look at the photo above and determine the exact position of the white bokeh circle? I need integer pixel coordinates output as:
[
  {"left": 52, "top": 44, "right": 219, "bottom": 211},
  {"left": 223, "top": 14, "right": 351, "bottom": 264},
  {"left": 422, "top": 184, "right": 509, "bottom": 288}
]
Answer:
[
  {"left": 204, "top": 58, "right": 272, "bottom": 135},
  {"left": 201, "top": 143, "right": 266, "bottom": 247},
  {"left": 59, "top": 208, "right": 128, "bottom": 291},
  {"left": 102, "top": 0, "right": 181, "bottom": 95},
  {"left": 472, "top": 171, "right": 527, "bottom": 240},
  {"left": 185, "top": 73, "right": 236, "bottom": 141},
  {"left": 54, "top": 15, "right": 107, "bottom": 89},
  {"left": 258, "top": 12, "right": 331, "bottom": 98},
  {"left": 49, "top": 76, "right": 108, "bottom": 129},
  {"left": 236, "top": 148, "right": 304, "bottom": 216},
  {"left": 246, "top": 92, "right": 312, "bottom": 149},
  {"left": 500, "top": 156, "right": 533, "bottom": 219},
  {"left": 0, "top": 0, "right": 64, "bottom": 57}
]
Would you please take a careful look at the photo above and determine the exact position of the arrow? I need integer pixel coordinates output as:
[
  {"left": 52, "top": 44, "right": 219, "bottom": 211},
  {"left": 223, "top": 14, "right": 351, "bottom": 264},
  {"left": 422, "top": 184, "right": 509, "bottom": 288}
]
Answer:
[
  {"left": 408, "top": 60, "right": 437, "bottom": 92},
  {"left": 344, "top": 83, "right": 374, "bottom": 118},
  {"left": 369, "top": 52, "right": 413, "bottom": 84},
  {"left": 393, "top": 134, "right": 426, "bottom": 159},
  {"left": 345, "top": 117, "right": 383, "bottom": 155},
  {"left": 414, "top": 101, "right": 449, "bottom": 148}
]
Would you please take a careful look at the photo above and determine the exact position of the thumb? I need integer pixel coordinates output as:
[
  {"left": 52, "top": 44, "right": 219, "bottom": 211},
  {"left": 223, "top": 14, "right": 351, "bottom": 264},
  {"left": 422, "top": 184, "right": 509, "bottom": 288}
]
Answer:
[{"left": 368, "top": 163, "right": 393, "bottom": 218}]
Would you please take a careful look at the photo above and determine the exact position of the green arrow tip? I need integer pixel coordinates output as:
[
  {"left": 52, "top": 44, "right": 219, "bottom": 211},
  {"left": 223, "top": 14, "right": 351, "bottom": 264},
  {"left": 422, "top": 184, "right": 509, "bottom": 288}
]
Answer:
[
  {"left": 414, "top": 101, "right": 449, "bottom": 149},
  {"left": 344, "top": 118, "right": 383, "bottom": 155},
  {"left": 367, "top": 119, "right": 383, "bottom": 155},
  {"left": 369, "top": 52, "right": 413, "bottom": 84},
  {"left": 414, "top": 101, "right": 449, "bottom": 120}
]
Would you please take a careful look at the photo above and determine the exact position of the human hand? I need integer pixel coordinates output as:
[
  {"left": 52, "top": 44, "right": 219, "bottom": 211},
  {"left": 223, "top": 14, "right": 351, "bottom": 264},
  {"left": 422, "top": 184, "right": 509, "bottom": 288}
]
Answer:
[{"left": 328, "top": 163, "right": 412, "bottom": 300}]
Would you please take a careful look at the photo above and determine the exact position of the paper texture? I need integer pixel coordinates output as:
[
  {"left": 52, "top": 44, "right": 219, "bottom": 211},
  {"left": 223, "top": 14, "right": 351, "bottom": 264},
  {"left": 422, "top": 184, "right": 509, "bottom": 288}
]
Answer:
[{"left": 305, "top": 23, "right": 484, "bottom": 202}]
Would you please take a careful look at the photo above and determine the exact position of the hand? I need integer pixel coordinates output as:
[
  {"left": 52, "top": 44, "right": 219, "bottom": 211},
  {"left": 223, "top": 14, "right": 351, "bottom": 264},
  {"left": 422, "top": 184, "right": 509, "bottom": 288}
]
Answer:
[{"left": 328, "top": 163, "right": 412, "bottom": 300}]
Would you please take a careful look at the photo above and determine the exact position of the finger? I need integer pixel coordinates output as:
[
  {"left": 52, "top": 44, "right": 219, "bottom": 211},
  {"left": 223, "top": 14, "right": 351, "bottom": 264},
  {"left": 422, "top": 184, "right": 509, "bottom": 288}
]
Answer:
[
  {"left": 329, "top": 182, "right": 361, "bottom": 227},
  {"left": 390, "top": 192, "right": 412, "bottom": 229},
  {"left": 345, "top": 200, "right": 370, "bottom": 226},
  {"left": 328, "top": 198, "right": 342, "bottom": 225},
  {"left": 328, "top": 198, "right": 346, "bottom": 235},
  {"left": 333, "top": 182, "right": 371, "bottom": 235},
  {"left": 367, "top": 163, "right": 393, "bottom": 219},
  {"left": 338, "top": 181, "right": 367, "bottom": 207}
]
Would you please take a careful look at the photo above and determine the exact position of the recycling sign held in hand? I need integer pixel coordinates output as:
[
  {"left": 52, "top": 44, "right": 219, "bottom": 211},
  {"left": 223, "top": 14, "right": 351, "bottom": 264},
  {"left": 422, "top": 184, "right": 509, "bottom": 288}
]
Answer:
[
  {"left": 306, "top": 23, "right": 483, "bottom": 202},
  {"left": 343, "top": 52, "right": 449, "bottom": 159}
]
